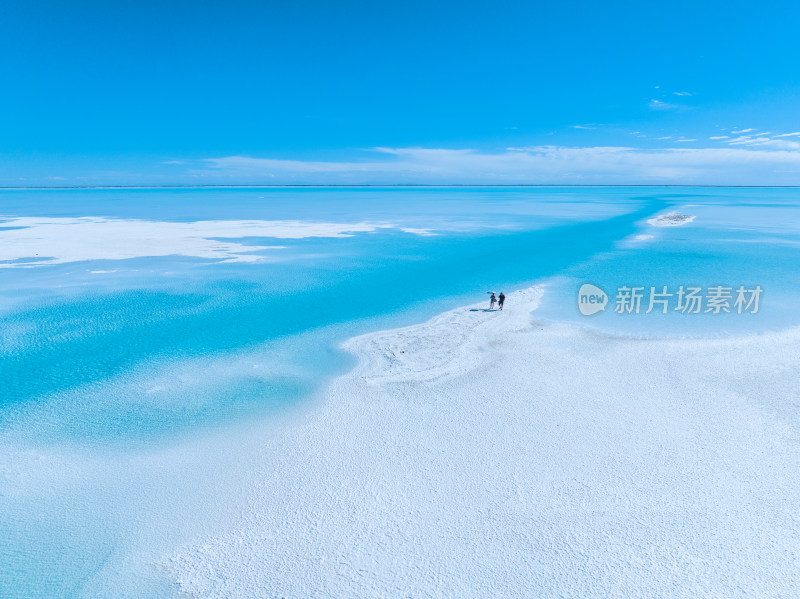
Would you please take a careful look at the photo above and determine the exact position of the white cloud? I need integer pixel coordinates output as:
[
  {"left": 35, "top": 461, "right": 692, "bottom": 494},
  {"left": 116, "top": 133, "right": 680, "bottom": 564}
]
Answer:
[
  {"left": 648, "top": 99, "right": 679, "bottom": 111},
  {"left": 726, "top": 136, "right": 800, "bottom": 150},
  {"left": 572, "top": 124, "right": 597, "bottom": 130},
  {"left": 193, "top": 145, "right": 800, "bottom": 185},
  {"left": 758, "top": 139, "right": 798, "bottom": 149},
  {"left": 774, "top": 132, "right": 800, "bottom": 138},
  {"left": 709, "top": 136, "right": 730, "bottom": 140},
  {"left": 674, "top": 139, "right": 697, "bottom": 142},
  {"left": 673, "top": 91, "right": 693, "bottom": 96},
  {"left": 732, "top": 128, "right": 757, "bottom": 134}
]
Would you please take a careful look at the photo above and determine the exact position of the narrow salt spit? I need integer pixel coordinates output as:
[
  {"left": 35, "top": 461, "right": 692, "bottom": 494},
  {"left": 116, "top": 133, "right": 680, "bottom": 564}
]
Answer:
[
  {"left": 348, "top": 286, "right": 543, "bottom": 384},
  {"left": 164, "top": 286, "right": 800, "bottom": 598}
]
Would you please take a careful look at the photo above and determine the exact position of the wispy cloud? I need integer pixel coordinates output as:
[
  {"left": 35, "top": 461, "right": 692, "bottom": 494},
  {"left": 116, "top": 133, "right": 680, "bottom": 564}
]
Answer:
[
  {"left": 774, "top": 132, "right": 800, "bottom": 138},
  {"left": 727, "top": 136, "right": 800, "bottom": 150},
  {"left": 192, "top": 145, "right": 800, "bottom": 185},
  {"left": 572, "top": 124, "right": 598, "bottom": 130},
  {"left": 731, "top": 128, "right": 757, "bottom": 134},
  {"left": 648, "top": 99, "right": 680, "bottom": 111},
  {"left": 709, "top": 136, "right": 730, "bottom": 140},
  {"left": 728, "top": 136, "right": 768, "bottom": 145},
  {"left": 673, "top": 91, "right": 693, "bottom": 96}
]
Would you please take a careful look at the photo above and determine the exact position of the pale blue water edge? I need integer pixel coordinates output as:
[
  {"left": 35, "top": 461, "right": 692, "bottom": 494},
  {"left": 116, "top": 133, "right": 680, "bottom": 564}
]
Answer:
[{"left": 1, "top": 186, "right": 800, "bottom": 599}]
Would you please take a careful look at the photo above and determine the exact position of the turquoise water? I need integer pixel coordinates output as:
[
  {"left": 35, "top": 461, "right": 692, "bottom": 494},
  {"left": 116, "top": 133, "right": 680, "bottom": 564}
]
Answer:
[
  {"left": 1, "top": 186, "right": 799, "bottom": 597},
  {"left": 535, "top": 188, "right": 800, "bottom": 335},
  {"left": 0, "top": 187, "right": 660, "bottom": 446}
]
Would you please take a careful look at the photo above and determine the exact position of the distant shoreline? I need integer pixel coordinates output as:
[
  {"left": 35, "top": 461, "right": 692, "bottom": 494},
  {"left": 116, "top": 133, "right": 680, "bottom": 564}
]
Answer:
[{"left": 2, "top": 184, "right": 800, "bottom": 190}]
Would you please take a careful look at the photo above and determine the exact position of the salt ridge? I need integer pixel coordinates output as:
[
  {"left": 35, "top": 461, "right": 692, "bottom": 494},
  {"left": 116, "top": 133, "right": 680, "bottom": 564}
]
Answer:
[
  {"left": 0, "top": 217, "right": 434, "bottom": 267},
  {"left": 647, "top": 212, "right": 696, "bottom": 227}
]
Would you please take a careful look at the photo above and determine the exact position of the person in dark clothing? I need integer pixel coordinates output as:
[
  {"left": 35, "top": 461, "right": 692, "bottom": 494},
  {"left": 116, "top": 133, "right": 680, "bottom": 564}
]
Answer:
[
  {"left": 489, "top": 292, "right": 496, "bottom": 310},
  {"left": 498, "top": 292, "right": 505, "bottom": 310}
]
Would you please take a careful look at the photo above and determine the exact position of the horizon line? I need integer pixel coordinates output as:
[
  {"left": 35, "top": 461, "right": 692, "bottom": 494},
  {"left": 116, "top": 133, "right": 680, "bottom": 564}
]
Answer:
[{"left": 2, "top": 184, "right": 800, "bottom": 190}]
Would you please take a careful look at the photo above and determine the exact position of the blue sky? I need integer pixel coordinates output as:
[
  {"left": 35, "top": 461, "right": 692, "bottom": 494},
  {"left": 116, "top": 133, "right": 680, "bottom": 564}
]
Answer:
[{"left": 1, "top": 0, "right": 799, "bottom": 185}]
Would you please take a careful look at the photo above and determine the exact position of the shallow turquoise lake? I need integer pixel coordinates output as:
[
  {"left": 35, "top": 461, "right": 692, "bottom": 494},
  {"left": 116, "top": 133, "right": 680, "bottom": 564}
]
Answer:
[{"left": 1, "top": 186, "right": 799, "bottom": 597}]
